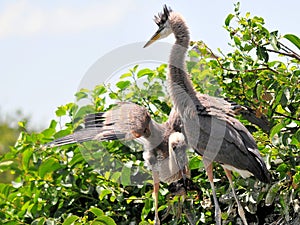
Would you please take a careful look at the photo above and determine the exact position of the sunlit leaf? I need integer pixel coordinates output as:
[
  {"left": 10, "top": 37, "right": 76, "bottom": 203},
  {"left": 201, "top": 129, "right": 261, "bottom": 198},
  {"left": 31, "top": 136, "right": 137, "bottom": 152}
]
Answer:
[
  {"left": 0, "top": 160, "right": 14, "bottom": 172},
  {"left": 38, "top": 158, "right": 61, "bottom": 178},
  {"left": 75, "top": 91, "right": 88, "bottom": 101},
  {"left": 89, "top": 207, "right": 104, "bottom": 217},
  {"left": 189, "top": 156, "right": 203, "bottom": 170},
  {"left": 270, "top": 122, "right": 285, "bottom": 139},
  {"left": 93, "top": 84, "right": 107, "bottom": 96},
  {"left": 120, "top": 72, "right": 132, "bottom": 79},
  {"left": 284, "top": 34, "right": 300, "bottom": 50},
  {"left": 22, "top": 149, "right": 32, "bottom": 171},
  {"left": 62, "top": 215, "right": 79, "bottom": 225},
  {"left": 55, "top": 106, "right": 67, "bottom": 117},
  {"left": 225, "top": 13, "right": 234, "bottom": 26},
  {"left": 116, "top": 80, "right": 131, "bottom": 90},
  {"left": 99, "top": 189, "right": 112, "bottom": 201},
  {"left": 137, "top": 68, "right": 154, "bottom": 78},
  {"left": 92, "top": 216, "right": 116, "bottom": 225}
]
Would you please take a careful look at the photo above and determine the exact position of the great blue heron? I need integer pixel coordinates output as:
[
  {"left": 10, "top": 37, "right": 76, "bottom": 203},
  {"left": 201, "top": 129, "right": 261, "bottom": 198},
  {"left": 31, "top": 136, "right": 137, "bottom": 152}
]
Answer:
[
  {"left": 144, "top": 5, "right": 271, "bottom": 225},
  {"left": 46, "top": 102, "right": 190, "bottom": 225}
]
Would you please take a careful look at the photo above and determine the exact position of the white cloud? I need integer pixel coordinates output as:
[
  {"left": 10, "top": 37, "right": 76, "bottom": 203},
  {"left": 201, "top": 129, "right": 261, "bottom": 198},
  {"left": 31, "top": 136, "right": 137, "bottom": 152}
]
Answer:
[{"left": 0, "top": 0, "right": 135, "bottom": 38}]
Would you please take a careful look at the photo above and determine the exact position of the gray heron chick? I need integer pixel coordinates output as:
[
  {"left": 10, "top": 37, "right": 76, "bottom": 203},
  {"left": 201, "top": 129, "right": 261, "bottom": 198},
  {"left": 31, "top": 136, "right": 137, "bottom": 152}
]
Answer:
[
  {"left": 46, "top": 102, "right": 190, "bottom": 225},
  {"left": 144, "top": 5, "right": 271, "bottom": 225}
]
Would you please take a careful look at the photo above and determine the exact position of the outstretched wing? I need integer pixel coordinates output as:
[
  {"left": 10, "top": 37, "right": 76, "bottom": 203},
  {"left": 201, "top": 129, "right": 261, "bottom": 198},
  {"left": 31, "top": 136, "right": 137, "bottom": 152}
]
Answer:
[{"left": 46, "top": 102, "right": 151, "bottom": 147}]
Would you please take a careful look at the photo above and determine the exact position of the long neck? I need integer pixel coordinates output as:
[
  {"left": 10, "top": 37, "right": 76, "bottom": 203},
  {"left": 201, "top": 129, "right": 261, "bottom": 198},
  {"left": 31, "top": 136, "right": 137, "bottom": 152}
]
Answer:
[
  {"left": 168, "top": 13, "right": 199, "bottom": 112},
  {"left": 139, "top": 120, "right": 164, "bottom": 150},
  {"left": 139, "top": 120, "right": 166, "bottom": 168}
]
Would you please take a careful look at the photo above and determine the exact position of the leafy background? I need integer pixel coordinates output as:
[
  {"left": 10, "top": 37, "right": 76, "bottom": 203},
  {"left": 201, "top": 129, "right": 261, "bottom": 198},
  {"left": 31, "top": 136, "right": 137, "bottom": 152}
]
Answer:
[{"left": 0, "top": 3, "right": 299, "bottom": 225}]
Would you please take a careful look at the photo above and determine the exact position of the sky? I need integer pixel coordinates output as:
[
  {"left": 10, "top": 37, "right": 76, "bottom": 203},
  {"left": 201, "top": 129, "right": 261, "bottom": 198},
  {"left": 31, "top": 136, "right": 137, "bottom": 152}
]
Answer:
[{"left": 0, "top": 0, "right": 299, "bottom": 130}]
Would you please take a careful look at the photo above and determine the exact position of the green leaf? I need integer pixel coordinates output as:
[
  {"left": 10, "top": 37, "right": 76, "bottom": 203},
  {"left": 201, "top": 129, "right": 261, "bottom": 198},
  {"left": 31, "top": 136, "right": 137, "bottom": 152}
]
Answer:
[
  {"left": 92, "top": 216, "right": 116, "bottom": 225},
  {"left": 0, "top": 160, "right": 14, "bottom": 171},
  {"left": 18, "top": 121, "right": 27, "bottom": 129},
  {"left": 225, "top": 13, "right": 234, "bottom": 26},
  {"left": 137, "top": 68, "right": 154, "bottom": 78},
  {"left": 94, "top": 84, "right": 107, "bottom": 96},
  {"left": 69, "top": 153, "right": 84, "bottom": 167},
  {"left": 284, "top": 34, "right": 300, "bottom": 50},
  {"left": 56, "top": 106, "right": 67, "bottom": 117},
  {"left": 280, "top": 92, "right": 288, "bottom": 107},
  {"left": 49, "top": 120, "right": 57, "bottom": 129},
  {"left": 256, "top": 46, "right": 269, "bottom": 62},
  {"left": 270, "top": 31, "right": 280, "bottom": 51},
  {"left": 3, "top": 221, "right": 22, "bottom": 225},
  {"left": 75, "top": 91, "right": 88, "bottom": 101},
  {"left": 270, "top": 122, "right": 285, "bottom": 139},
  {"left": 109, "top": 92, "right": 118, "bottom": 100},
  {"left": 38, "top": 158, "right": 61, "bottom": 178},
  {"left": 42, "top": 128, "right": 56, "bottom": 138},
  {"left": 256, "top": 83, "right": 263, "bottom": 100},
  {"left": 22, "top": 149, "right": 33, "bottom": 171},
  {"left": 120, "top": 72, "right": 132, "bottom": 79},
  {"left": 31, "top": 217, "right": 46, "bottom": 225},
  {"left": 99, "top": 189, "right": 112, "bottom": 201},
  {"left": 54, "top": 129, "right": 72, "bottom": 139},
  {"left": 74, "top": 105, "right": 95, "bottom": 119},
  {"left": 89, "top": 207, "right": 104, "bottom": 217},
  {"left": 276, "top": 163, "right": 288, "bottom": 173},
  {"left": 62, "top": 215, "right": 79, "bottom": 225},
  {"left": 110, "top": 171, "right": 121, "bottom": 183},
  {"left": 233, "top": 36, "right": 241, "bottom": 46},
  {"left": 265, "top": 182, "right": 281, "bottom": 206},
  {"left": 293, "top": 171, "right": 300, "bottom": 185},
  {"left": 121, "top": 165, "right": 131, "bottom": 186},
  {"left": 116, "top": 80, "right": 131, "bottom": 90},
  {"left": 189, "top": 156, "right": 203, "bottom": 170}
]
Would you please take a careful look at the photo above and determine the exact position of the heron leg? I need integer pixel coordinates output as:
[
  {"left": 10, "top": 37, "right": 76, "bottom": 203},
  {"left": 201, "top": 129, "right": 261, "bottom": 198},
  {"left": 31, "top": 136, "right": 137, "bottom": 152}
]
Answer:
[
  {"left": 223, "top": 168, "right": 248, "bottom": 225},
  {"left": 152, "top": 171, "right": 160, "bottom": 225},
  {"left": 205, "top": 162, "right": 221, "bottom": 225}
]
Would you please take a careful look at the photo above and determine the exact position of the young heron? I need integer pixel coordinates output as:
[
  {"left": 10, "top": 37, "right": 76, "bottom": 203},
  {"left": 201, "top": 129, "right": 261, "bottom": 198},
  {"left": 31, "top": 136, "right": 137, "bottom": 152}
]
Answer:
[
  {"left": 46, "top": 102, "right": 190, "bottom": 225},
  {"left": 144, "top": 5, "right": 271, "bottom": 225}
]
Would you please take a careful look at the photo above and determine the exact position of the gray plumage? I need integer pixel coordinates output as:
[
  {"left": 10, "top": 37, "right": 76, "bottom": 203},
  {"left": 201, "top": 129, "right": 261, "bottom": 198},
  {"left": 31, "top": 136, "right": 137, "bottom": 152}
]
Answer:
[
  {"left": 144, "top": 5, "right": 271, "bottom": 225},
  {"left": 46, "top": 102, "right": 189, "bottom": 225}
]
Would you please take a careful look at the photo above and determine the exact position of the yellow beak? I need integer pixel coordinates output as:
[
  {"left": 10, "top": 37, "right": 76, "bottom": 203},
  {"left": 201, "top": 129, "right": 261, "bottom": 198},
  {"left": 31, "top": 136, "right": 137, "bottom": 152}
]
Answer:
[{"left": 143, "top": 30, "right": 161, "bottom": 48}]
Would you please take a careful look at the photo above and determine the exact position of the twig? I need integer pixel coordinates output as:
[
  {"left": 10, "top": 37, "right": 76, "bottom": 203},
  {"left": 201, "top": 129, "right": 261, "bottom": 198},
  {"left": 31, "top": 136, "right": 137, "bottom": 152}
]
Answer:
[{"left": 266, "top": 48, "right": 300, "bottom": 61}]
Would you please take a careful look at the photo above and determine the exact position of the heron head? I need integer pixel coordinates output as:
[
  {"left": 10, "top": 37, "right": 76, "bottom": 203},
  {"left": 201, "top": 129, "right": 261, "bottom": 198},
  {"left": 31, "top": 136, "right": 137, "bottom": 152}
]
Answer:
[
  {"left": 169, "top": 132, "right": 185, "bottom": 151},
  {"left": 143, "top": 5, "right": 173, "bottom": 48}
]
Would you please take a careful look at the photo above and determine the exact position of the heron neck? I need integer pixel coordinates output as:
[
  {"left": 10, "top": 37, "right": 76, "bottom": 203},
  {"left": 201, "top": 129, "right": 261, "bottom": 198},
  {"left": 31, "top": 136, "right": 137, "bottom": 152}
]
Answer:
[
  {"left": 140, "top": 120, "right": 164, "bottom": 150},
  {"left": 168, "top": 14, "right": 199, "bottom": 112}
]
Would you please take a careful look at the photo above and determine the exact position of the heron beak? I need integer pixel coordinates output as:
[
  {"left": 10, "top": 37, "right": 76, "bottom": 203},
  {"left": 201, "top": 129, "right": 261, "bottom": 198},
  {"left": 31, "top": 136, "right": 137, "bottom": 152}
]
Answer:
[{"left": 143, "top": 29, "right": 162, "bottom": 48}]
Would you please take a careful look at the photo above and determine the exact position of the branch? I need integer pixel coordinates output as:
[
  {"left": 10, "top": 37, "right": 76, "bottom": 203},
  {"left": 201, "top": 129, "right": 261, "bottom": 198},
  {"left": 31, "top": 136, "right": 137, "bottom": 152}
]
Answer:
[{"left": 266, "top": 48, "right": 300, "bottom": 61}]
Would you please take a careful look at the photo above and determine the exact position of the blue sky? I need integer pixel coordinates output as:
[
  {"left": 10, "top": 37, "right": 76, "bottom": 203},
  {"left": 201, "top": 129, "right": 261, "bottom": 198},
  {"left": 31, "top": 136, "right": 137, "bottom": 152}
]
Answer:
[{"left": 0, "top": 0, "right": 299, "bottom": 129}]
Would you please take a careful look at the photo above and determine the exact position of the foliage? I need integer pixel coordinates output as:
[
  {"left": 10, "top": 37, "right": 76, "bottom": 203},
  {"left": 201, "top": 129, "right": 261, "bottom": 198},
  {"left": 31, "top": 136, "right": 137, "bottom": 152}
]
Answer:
[
  {"left": 0, "top": 3, "right": 299, "bottom": 225},
  {"left": 0, "top": 110, "right": 29, "bottom": 183},
  {"left": 190, "top": 2, "right": 300, "bottom": 223}
]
